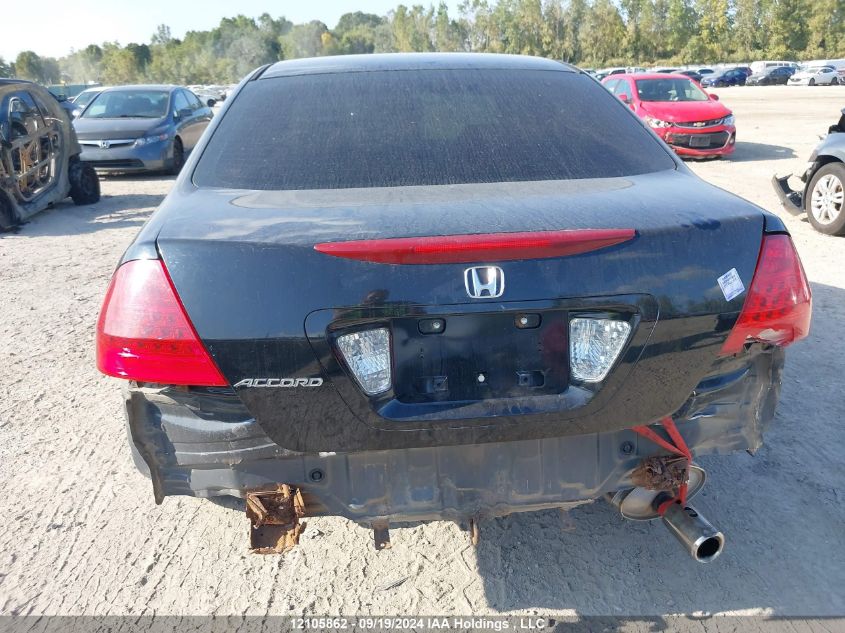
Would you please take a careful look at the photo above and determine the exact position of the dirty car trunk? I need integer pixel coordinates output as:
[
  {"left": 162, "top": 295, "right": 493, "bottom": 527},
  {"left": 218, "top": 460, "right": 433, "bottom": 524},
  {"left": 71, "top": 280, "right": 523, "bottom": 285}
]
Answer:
[{"left": 152, "top": 170, "right": 764, "bottom": 453}]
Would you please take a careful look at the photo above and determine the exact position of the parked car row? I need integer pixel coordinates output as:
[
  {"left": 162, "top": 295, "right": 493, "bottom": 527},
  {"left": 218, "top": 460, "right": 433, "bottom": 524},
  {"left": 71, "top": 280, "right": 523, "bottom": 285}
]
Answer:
[{"left": 592, "top": 59, "right": 845, "bottom": 89}]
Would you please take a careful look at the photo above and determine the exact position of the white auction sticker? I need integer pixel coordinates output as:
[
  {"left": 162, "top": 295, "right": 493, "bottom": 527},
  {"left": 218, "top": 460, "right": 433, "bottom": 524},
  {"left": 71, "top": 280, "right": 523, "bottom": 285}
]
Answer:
[{"left": 718, "top": 268, "right": 745, "bottom": 301}]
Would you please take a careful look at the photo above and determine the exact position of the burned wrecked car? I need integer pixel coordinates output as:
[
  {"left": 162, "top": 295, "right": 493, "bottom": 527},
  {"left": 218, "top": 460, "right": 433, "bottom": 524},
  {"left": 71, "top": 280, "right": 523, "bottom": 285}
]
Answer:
[
  {"left": 774, "top": 107, "right": 845, "bottom": 234},
  {"left": 97, "top": 54, "right": 811, "bottom": 562},
  {"left": 0, "top": 79, "right": 100, "bottom": 230}
]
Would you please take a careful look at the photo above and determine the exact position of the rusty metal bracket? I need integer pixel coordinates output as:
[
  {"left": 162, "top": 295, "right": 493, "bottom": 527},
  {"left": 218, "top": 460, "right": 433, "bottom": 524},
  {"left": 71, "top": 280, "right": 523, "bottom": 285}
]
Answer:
[
  {"left": 469, "top": 518, "right": 480, "bottom": 546},
  {"left": 246, "top": 484, "right": 306, "bottom": 554},
  {"left": 372, "top": 520, "right": 392, "bottom": 550}
]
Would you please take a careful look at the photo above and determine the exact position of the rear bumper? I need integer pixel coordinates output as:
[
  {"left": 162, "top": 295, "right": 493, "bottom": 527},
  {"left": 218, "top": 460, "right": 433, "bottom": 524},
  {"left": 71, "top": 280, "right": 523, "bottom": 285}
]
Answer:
[
  {"left": 772, "top": 174, "right": 805, "bottom": 215},
  {"left": 124, "top": 347, "right": 783, "bottom": 523}
]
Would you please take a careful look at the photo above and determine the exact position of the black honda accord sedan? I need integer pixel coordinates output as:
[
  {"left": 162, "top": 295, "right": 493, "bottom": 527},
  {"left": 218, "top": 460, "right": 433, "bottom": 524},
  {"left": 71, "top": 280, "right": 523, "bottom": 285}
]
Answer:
[{"left": 97, "top": 54, "right": 810, "bottom": 561}]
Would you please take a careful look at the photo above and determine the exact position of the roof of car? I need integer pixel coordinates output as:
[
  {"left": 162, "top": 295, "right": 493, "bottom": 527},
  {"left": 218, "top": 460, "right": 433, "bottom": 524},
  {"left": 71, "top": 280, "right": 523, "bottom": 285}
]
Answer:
[
  {"left": 261, "top": 53, "right": 575, "bottom": 79},
  {"left": 0, "top": 78, "right": 31, "bottom": 86},
  {"left": 99, "top": 84, "right": 180, "bottom": 92}
]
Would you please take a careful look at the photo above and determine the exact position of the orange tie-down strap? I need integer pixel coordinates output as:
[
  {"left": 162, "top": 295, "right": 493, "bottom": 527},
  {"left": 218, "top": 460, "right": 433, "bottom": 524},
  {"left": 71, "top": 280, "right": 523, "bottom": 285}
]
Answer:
[{"left": 632, "top": 417, "right": 693, "bottom": 516}]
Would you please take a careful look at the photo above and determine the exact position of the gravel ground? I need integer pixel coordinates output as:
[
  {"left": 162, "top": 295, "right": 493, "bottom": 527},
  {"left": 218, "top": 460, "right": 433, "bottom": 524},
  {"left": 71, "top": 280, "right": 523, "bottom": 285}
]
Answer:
[{"left": 0, "top": 86, "right": 843, "bottom": 619}]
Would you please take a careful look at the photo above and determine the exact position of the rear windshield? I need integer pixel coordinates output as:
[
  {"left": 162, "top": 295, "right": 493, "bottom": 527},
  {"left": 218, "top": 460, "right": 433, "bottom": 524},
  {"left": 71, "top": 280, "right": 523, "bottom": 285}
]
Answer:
[{"left": 193, "top": 69, "right": 675, "bottom": 190}]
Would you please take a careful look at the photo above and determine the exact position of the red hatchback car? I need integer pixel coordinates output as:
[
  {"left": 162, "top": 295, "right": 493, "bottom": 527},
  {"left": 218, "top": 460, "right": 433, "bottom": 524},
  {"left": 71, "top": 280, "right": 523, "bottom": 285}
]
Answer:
[{"left": 602, "top": 73, "right": 736, "bottom": 158}]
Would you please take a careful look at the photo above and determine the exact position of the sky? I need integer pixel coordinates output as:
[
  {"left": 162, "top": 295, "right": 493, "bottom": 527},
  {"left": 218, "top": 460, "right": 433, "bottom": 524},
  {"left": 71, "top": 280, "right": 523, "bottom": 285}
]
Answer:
[{"left": 2, "top": 0, "right": 417, "bottom": 61}]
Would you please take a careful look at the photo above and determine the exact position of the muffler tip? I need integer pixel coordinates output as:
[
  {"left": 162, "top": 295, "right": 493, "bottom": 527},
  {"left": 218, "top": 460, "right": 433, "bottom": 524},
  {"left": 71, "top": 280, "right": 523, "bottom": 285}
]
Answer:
[
  {"left": 661, "top": 502, "right": 726, "bottom": 563},
  {"left": 692, "top": 531, "right": 725, "bottom": 563}
]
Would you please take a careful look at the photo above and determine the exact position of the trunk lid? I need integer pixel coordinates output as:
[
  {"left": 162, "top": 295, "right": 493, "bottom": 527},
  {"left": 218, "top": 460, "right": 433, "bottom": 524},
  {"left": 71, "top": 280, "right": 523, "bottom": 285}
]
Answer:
[{"left": 154, "top": 170, "right": 765, "bottom": 451}]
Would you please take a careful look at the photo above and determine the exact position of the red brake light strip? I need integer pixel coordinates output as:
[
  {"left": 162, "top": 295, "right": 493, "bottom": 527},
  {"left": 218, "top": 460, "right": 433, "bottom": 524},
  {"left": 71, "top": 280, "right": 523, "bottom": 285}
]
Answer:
[{"left": 314, "top": 229, "right": 636, "bottom": 264}]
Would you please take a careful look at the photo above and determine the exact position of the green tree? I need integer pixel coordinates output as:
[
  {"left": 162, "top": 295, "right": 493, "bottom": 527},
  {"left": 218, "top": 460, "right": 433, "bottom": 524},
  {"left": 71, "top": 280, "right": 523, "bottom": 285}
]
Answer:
[
  {"left": 391, "top": 5, "right": 434, "bottom": 52},
  {"left": 804, "top": 0, "right": 843, "bottom": 57},
  {"left": 767, "top": 0, "right": 810, "bottom": 58},
  {"left": 734, "top": 0, "right": 765, "bottom": 60},
  {"left": 100, "top": 42, "right": 143, "bottom": 84},
  {"left": 0, "top": 57, "right": 11, "bottom": 78},
  {"left": 665, "top": 0, "right": 697, "bottom": 59},
  {"left": 434, "top": 3, "right": 465, "bottom": 51},
  {"left": 580, "top": 0, "right": 626, "bottom": 64},
  {"left": 281, "top": 21, "right": 330, "bottom": 58},
  {"left": 14, "top": 51, "right": 43, "bottom": 81},
  {"left": 621, "top": 0, "right": 646, "bottom": 61},
  {"left": 695, "top": 0, "right": 731, "bottom": 59},
  {"left": 562, "top": 0, "right": 588, "bottom": 63},
  {"left": 334, "top": 12, "right": 384, "bottom": 54}
]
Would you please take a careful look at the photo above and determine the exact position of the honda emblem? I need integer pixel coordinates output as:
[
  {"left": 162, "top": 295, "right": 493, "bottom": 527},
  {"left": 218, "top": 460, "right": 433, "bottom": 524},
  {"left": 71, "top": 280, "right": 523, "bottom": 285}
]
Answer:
[{"left": 464, "top": 266, "right": 505, "bottom": 299}]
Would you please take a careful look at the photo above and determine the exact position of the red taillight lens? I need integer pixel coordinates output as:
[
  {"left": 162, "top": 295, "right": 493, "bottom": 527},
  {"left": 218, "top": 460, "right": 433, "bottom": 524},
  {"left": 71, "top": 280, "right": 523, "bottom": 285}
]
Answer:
[
  {"left": 720, "top": 234, "right": 811, "bottom": 355},
  {"left": 96, "top": 259, "right": 228, "bottom": 386},
  {"left": 314, "top": 229, "right": 636, "bottom": 264}
]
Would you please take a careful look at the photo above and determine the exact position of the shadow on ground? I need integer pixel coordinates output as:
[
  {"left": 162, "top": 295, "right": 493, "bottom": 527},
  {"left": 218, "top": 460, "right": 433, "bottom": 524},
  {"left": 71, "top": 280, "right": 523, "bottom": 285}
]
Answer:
[
  {"left": 470, "top": 281, "right": 844, "bottom": 615},
  {"left": 0, "top": 192, "right": 166, "bottom": 238},
  {"left": 729, "top": 142, "right": 797, "bottom": 162}
]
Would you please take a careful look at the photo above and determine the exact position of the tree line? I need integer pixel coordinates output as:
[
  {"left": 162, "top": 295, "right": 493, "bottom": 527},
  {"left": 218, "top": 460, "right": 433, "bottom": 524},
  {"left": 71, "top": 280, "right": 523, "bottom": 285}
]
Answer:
[{"left": 1, "top": 0, "right": 843, "bottom": 86}]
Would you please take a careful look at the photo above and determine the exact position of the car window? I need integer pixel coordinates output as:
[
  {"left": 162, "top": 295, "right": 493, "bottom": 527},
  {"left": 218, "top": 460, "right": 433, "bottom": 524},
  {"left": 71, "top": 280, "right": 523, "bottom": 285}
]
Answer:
[
  {"left": 183, "top": 90, "right": 203, "bottom": 110},
  {"left": 83, "top": 90, "right": 169, "bottom": 119},
  {"left": 74, "top": 90, "right": 100, "bottom": 109},
  {"left": 614, "top": 79, "right": 633, "bottom": 100},
  {"left": 603, "top": 79, "right": 619, "bottom": 93},
  {"left": 172, "top": 90, "right": 190, "bottom": 114},
  {"left": 194, "top": 69, "right": 676, "bottom": 190},
  {"left": 6, "top": 92, "right": 47, "bottom": 139}
]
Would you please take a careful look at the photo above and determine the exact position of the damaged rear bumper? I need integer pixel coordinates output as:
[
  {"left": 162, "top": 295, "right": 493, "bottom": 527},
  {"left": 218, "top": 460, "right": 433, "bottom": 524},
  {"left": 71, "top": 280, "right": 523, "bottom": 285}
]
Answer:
[
  {"left": 772, "top": 174, "right": 805, "bottom": 216},
  {"left": 124, "top": 348, "right": 783, "bottom": 523}
]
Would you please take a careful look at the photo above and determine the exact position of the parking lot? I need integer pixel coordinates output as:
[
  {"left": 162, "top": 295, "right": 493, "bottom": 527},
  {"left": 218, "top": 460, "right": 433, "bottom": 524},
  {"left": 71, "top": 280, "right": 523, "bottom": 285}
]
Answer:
[{"left": 0, "top": 85, "right": 843, "bottom": 618}]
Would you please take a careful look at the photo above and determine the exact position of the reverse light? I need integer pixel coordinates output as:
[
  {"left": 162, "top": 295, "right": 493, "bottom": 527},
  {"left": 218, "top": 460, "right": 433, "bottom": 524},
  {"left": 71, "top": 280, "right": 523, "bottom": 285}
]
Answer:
[
  {"left": 336, "top": 328, "right": 392, "bottom": 395},
  {"left": 569, "top": 317, "right": 631, "bottom": 382},
  {"left": 96, "top": 259, "right": 228, "bottom": 386},
  {"left": 314, "top": 229, "right": 636, "bottom": 265},
  {"left": 720, "top": 234, "right": 811, "bottom": 355}
]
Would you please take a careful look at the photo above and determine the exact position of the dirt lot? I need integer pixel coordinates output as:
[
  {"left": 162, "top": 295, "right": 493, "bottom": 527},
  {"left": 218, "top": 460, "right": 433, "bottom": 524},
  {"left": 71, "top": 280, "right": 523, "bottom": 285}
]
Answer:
[{"left": 1, "top": 85, "right": 844, "bottom": 619}]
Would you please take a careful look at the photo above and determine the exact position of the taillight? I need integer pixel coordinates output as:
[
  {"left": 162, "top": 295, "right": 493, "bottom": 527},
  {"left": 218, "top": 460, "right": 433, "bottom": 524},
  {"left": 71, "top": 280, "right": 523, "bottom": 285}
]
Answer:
[
  {"left": 314, "top": 229, "right": 636, "bottom": 264},
  {"left": 720, "top": 234, "right": 811, "bottom": 355},
  {"left": 96, "top": 259, "right": 228, "bottom": 386}
]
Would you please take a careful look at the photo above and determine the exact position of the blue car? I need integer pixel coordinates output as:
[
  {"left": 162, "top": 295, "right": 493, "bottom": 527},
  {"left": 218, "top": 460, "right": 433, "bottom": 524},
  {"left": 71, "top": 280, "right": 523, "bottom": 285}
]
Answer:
[
  {"left": 700, "top": 68, "right": 747, "bottom": 88},
  {"left": 73, "top": 85, "right": 213, "bottom": 174}
]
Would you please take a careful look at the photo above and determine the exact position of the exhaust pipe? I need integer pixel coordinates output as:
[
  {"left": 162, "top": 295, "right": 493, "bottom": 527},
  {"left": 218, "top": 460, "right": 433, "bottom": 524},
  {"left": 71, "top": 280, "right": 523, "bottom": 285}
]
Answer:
[{"left": 661, "top": 502, "right": 725, "bottom": 563}]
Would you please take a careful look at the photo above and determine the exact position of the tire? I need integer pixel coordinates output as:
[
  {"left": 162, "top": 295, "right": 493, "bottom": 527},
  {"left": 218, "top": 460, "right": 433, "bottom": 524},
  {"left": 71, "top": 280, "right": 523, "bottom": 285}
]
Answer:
[
  {"left": 806, "top": 162, "right": 845, "bottom": 235},
  {"left": 0, "top": 193, "right": 17, "bottom": 230},
  {"left": 167, "top": 138, "right": 184, "bottom": 175},
  {"left": 68, "top": 159, "right": 101, "bottom": 205},
  {"left": 831, "top": 77, "right": 838, "bottom": 86},
  {"left": 809, "top": 78, "right": 815, "bottom": 86}
]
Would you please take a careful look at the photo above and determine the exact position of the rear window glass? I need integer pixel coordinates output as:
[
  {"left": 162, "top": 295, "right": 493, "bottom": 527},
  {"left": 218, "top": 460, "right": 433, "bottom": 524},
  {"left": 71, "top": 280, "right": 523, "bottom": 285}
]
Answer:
[{"left": 193, "top": 69, "right": 675, "bottom": 190}]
